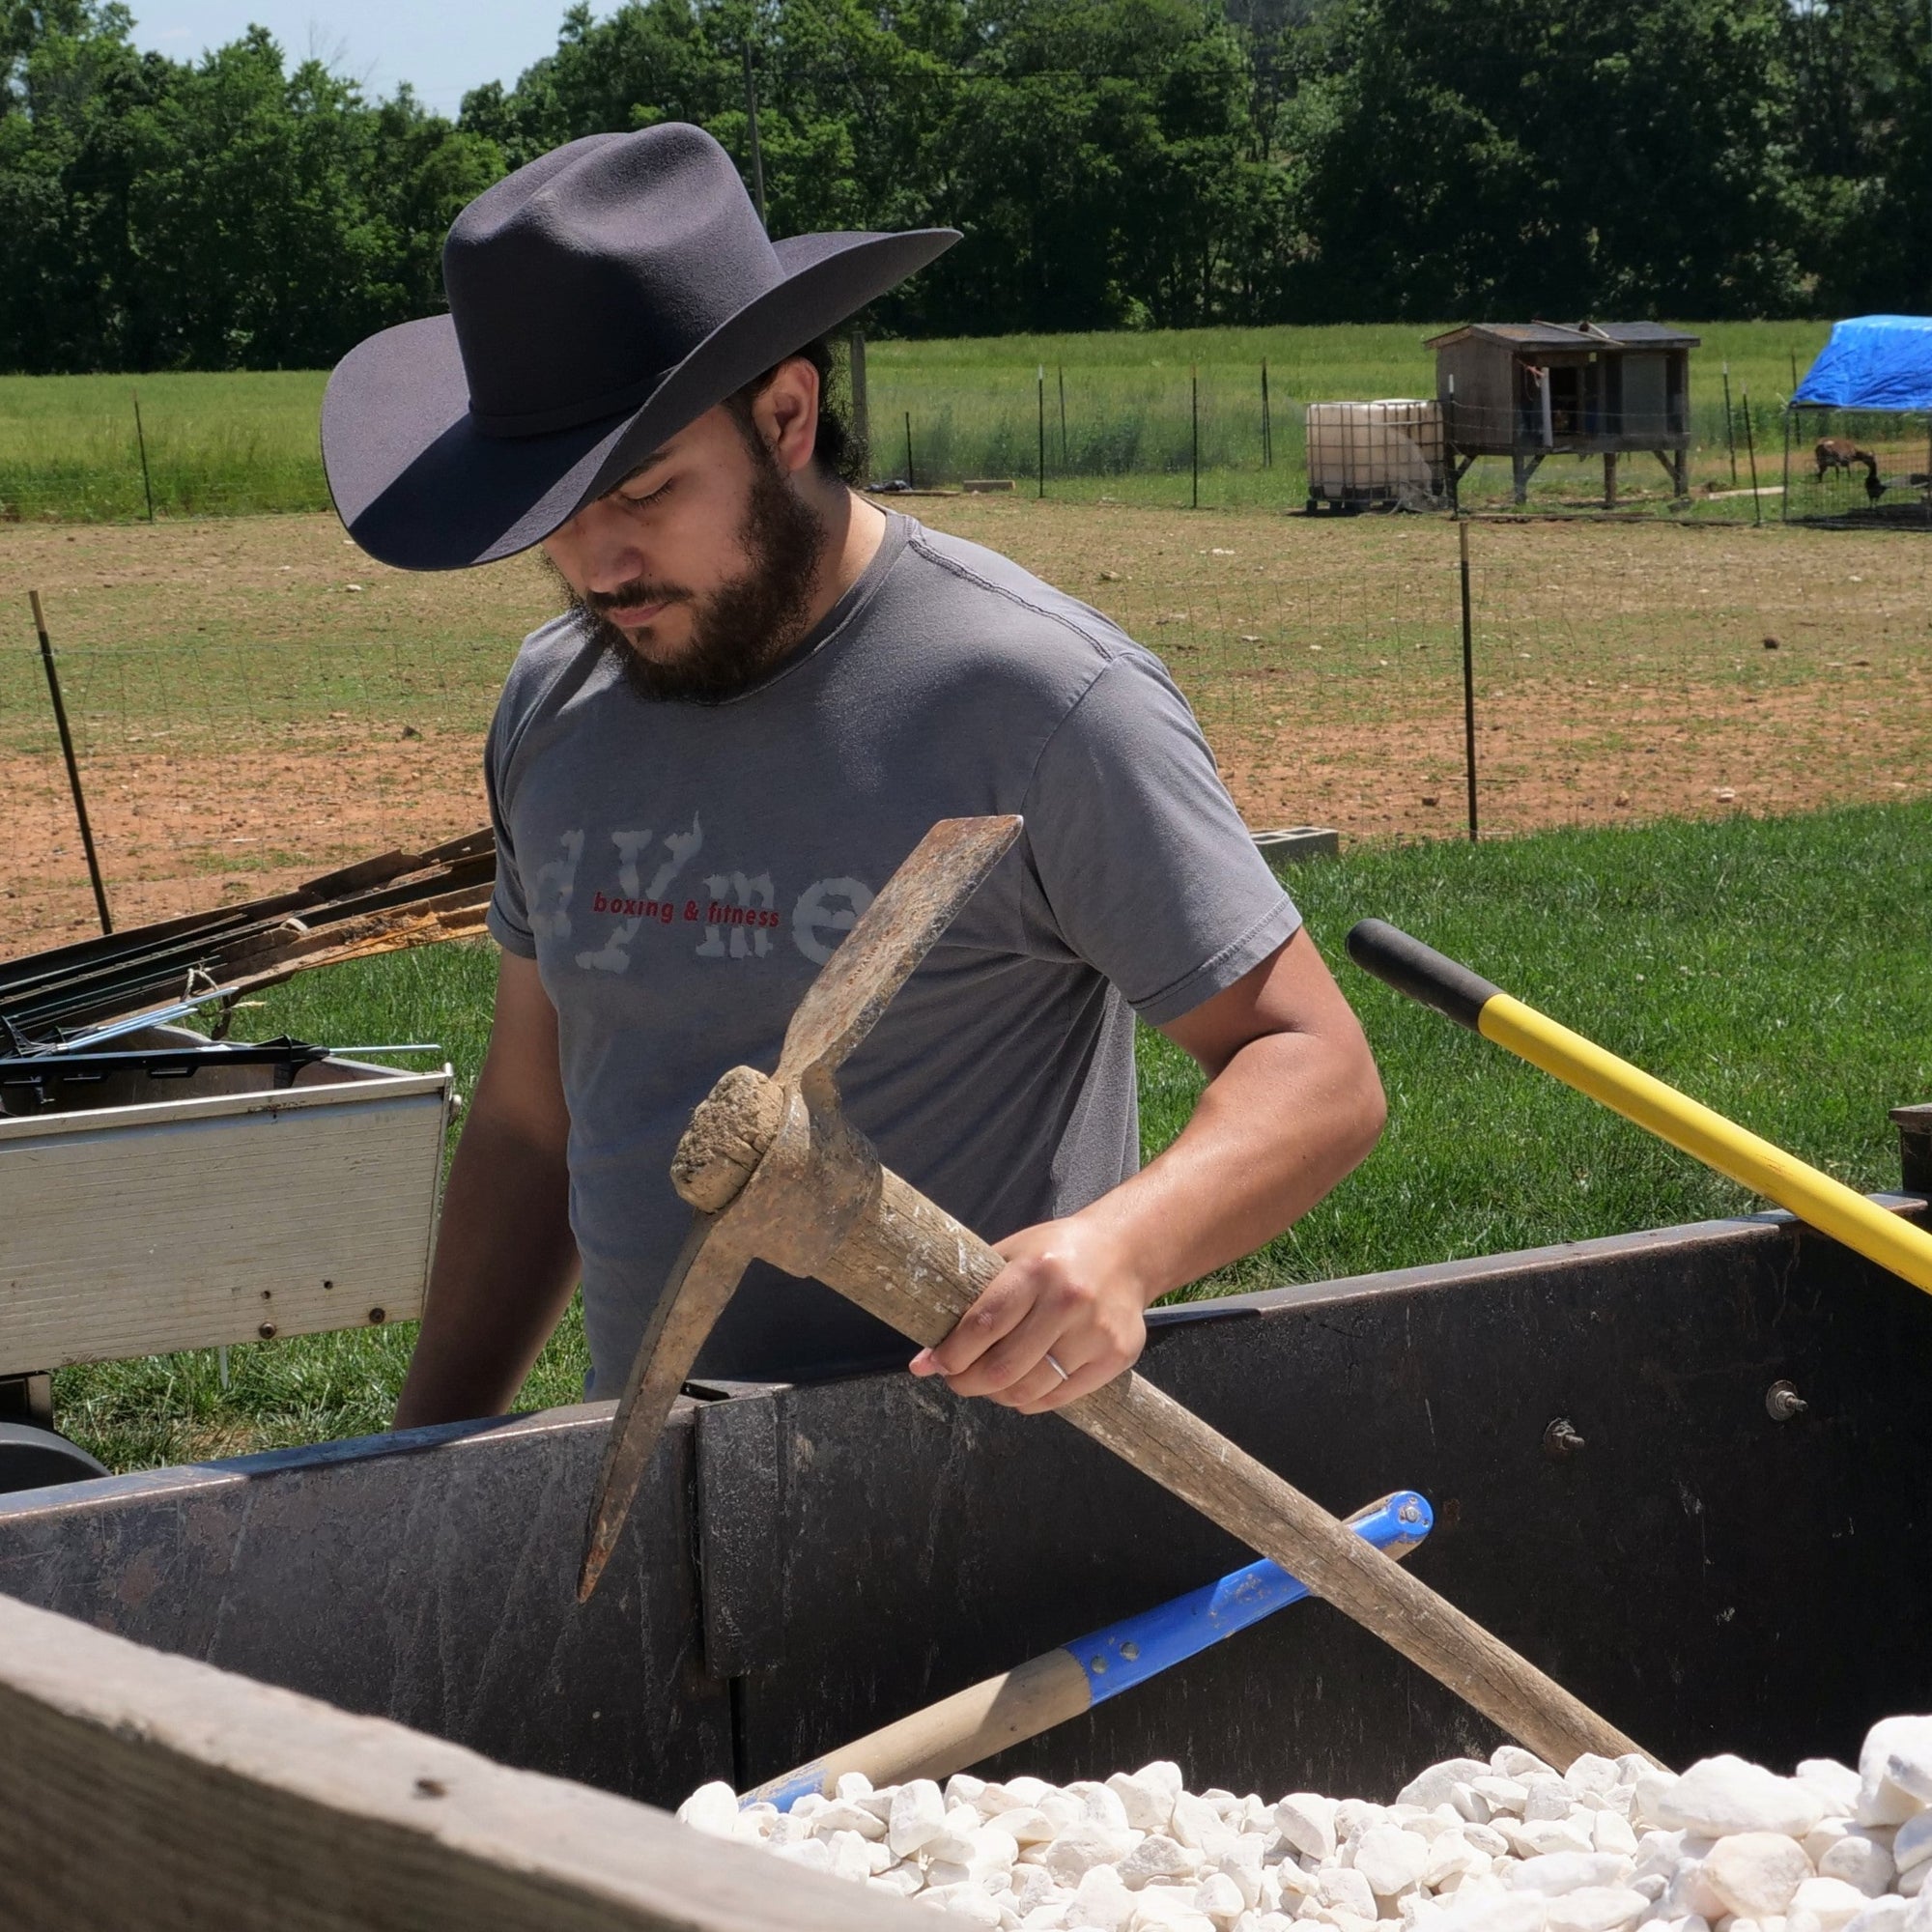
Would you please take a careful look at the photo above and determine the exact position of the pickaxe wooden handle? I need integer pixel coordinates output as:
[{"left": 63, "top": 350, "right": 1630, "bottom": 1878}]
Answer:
[{"left": 580, "top": 816, "right": 1662, "bottom": 1775}]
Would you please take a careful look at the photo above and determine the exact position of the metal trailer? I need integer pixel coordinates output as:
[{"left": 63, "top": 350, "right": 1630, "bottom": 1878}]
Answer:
[
  {"left": 0, "top": 1027, "right": 450, "bottom": 1492},
  {"left": 1, "top": 1112, "right": 1929, "bottom": 1927}
]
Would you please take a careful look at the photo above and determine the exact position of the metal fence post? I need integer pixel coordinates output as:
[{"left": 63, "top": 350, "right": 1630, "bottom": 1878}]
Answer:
[
  {"left": 1721, "top": 363, "right": 1738, "bottom": 486},
  {"left": 1037, "top": 364, "right": 1046, "bottom": 500},
  {"left": 1459, "top": 520, "right": 1479, "bottom": 842},
  {"left": 29, "top": 589, "right": 113, "bottom": 934},
  {"left": 742, "top": 43, "right": 766, "bottom": 225},
  {"left": 1742, "top": 387, "right": 1762, "bottom": 527},
  {"left": 1190, "top": 364, "right": 1200, "bottom": 510},
  {"left": 848, "top": 330, "right": 868, "bottom": 462},
  {"left": 132, "top": 392, "right": 156, "bottom": 524}
]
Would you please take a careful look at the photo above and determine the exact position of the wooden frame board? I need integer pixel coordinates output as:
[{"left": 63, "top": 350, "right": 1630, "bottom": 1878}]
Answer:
[{"left": 0, "top": 1589, "right": 924, "bottom": 1932}]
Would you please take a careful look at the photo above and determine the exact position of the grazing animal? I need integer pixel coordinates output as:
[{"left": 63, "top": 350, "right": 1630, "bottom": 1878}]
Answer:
[{"left": 1816, "top": 437, "right": 1878, "bottom": 480}]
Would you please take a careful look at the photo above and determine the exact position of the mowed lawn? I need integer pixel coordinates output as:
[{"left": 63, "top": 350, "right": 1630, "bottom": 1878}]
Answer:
[
  {"left": 49, "top": 801, "right": 1932, "bottom": 1473},
  {"left": 0, "top": 320, "right": 1834, "bottom": 522}
]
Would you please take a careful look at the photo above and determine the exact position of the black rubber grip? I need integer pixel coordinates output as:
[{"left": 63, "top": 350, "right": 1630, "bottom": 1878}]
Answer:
[{"left": 1345, "top": 920, "right": 1502, "bottom": 1032}]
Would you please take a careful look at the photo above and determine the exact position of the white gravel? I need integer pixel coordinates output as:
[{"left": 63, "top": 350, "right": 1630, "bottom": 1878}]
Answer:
[{"left": 676, "top": 1714, "right": 1932, "bottom": 1932}]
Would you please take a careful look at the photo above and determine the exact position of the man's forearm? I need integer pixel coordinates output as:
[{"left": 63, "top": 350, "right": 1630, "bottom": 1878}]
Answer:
[
  {"left": 393, "top": 1111, "right": 582, "bottom": 1430},
  {"left": 1077, "top": 1026, "right": 1385, "bottom": 1305}
]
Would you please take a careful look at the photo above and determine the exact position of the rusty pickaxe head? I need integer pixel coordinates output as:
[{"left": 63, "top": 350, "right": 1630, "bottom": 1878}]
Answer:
[{"left": 578, "top": 814, "right": 1022, "bottom": 1602}]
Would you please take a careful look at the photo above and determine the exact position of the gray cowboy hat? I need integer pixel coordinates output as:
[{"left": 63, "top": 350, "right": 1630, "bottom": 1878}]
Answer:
[{"left": 321, "top": 123, "right": 956, "bottom": 571}]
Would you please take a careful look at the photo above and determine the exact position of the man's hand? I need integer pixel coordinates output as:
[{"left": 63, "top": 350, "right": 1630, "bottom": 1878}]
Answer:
[
  {"left": 909, "top": 926, "right": 1384, "bottom": 1415},
  {"left": 908, "top": 1214, "right": 1151, "bottom": 1412}
]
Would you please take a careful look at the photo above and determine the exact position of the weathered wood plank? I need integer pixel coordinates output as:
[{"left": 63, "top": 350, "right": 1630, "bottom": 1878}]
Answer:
[
  {"left": 0, "top": 1591, "right": 923, "bottom": 1932},
  {"left": 0, "top": 1076, "right": 446, "bottom": 1369}
]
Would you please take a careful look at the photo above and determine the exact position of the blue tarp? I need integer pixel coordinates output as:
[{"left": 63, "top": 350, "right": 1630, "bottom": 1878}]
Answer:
[{"left": 1793, "top": 315, "right": 1932, "bottom": 412}]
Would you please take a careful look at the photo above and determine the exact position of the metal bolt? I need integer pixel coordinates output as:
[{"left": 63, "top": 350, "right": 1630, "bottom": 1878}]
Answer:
[
  {"left": 258, "top": 1321, "right": 277, "bottom": 1340},
  {"left": 1090, "top": 1655, "right": 1107, "bottom": 1673},
  {"left": 1398, "top": 1500, "right": 1423, "bottom": 1523},
  {"left": 1119, "top": 1640, "right": 1140, "bottom": 1661},
  {"left": 1544, "top": 1417, "right": 1586, "bottom": 1461},
  {"left": 1766, "top": 1379, "right": 1808, "bottom": 1422},
  {"left": 368, "top": 1307, "right": 386, "bottom": 1324}
]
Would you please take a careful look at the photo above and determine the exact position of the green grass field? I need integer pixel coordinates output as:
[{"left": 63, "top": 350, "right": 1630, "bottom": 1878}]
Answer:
[
  {"left": 49, "top": 799, "right": 1932, "bottom": 1474},
  {"left": 0, "top": 321, "right": 1840, "bottom": 523}
]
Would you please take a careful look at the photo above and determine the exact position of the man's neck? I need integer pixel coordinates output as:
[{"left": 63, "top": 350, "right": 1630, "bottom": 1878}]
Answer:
[{"left": 797, "top": 474, "right": 888, "bottom": 634}]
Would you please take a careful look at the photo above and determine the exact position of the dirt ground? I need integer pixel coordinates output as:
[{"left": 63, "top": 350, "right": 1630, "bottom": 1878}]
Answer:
[{"left": 4, "top": 502, "right": 1929, "bottom": 952}]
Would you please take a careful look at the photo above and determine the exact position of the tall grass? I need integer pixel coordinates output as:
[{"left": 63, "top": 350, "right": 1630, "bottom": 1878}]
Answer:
[
  {"left": 48, "top": 799, "right": 1932, "bottom": 1471},
  {"left": 0, "top": 370, "right": 331, "bottom": 523},
  {"left": 0, "top": 322, "right": 1843, "bottom": 523}
]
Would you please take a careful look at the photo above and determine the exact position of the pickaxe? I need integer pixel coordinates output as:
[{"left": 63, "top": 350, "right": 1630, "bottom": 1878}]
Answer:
[{"left": 580, "top": 815, "right": 1660, "bottom": 1774}]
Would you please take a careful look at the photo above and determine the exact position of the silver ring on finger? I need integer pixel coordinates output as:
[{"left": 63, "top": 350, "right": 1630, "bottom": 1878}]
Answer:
[{"left": 1043, "top": 1352, "right": 1070, "bottom": 1383}]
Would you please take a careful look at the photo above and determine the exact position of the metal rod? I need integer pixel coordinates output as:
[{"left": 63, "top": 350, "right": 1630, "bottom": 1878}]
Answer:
[
  {"left": 903, "top": 412, "right": 914, "bottom": 490},
  {"left": 29, "top": 591, "right": 112, "bottom": 934},
  {"left": 848, "top": 330, "right": 868, "bottom": 458},
  {"left": 1782, "top": 403, "right": 1792, "bottom": 527},
  {"left": 131, "top": 393, "right": 156, "bottom": 524},
  {"left": 1721, "top": 363, "right": 1738, "bottom": 485},
  {"left": 59, "top": 983, "right": 247, "bottom": 1052},
  {"left": 1058, "top": 365, "right": 1066, "bottom": 468},
  {"left": 1742, "top": 386, "right": 1762, "bottom": 526},
  {"left": 1037, "top": 363, "right": 1046, "bottom": 500},
  {"left": 1190, "top": 364, "right": 1200, "bottom": 509},
  {"left": 1459, "top": 520, "right": 1479, "bottom": 842},
  {"left": 742, "top": 44, "right": 766, "bottom": 225},
  {"left": 1261, "top": 358, "right": 1271, "bottom": 469}
]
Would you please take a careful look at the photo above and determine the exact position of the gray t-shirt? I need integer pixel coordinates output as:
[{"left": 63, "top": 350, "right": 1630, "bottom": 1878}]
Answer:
[{"left": 485, "top": 513, "right": 1299, "bottom": 1392}]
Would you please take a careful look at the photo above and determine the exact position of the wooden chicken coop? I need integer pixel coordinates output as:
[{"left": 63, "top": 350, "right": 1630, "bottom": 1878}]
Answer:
[{"left": 1427, "top": 321, "right": 1700, "bottom": 506}]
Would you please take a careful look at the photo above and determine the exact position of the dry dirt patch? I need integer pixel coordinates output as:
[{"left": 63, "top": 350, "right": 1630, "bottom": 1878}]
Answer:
[{"left": 4, "top": 504, "right": 1928, "bottom": 951}]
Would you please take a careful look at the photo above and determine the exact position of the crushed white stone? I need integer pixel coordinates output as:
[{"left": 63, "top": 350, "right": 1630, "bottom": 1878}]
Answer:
[{"left": 677, "top": 1716, "right": 1932, "bottom": 1932}]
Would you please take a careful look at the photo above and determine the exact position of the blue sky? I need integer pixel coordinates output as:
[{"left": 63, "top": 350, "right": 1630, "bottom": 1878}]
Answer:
[{"left": 127, "top": 0, "right": 570, "bottom": 114}]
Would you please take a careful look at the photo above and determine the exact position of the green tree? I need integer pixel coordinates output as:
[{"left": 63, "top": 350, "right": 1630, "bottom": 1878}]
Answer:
[{"left": 1282, "top": 0, "right": 1804, "bottom": 321}]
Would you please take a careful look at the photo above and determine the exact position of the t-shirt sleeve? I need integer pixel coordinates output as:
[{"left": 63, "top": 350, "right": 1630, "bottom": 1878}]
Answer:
[
  {"left": 483, "top": 701, "right": 538, "bottom": 960},
  {"left": 1020, "top": 650, "right": 1302, "bottom": 1026}
]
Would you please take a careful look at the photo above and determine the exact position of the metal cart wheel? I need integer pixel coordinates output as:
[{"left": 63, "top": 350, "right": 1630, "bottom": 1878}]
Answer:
[{"left": 0, "top": 1421, "right": 108, "bottom": 1494}]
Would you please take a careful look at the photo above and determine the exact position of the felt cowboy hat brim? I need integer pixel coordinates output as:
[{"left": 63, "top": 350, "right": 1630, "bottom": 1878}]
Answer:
[{"left": 323, "top": 226, "right": 953, "bottom": 573}]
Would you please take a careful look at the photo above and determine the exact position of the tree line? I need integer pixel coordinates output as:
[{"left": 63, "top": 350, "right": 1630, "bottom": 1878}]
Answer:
[{"left": 3, "top": 0, "right": 1929, "bottom": 373}]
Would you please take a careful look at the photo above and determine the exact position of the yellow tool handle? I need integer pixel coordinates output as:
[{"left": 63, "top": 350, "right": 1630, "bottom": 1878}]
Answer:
[{"left": 1346, "top": 919, "right": 1932, "bottom": 1297}]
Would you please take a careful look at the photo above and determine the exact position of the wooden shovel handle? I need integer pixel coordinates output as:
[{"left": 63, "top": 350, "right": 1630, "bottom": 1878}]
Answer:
[{"left": 815, "top": 1167, "right": 1658, "bottom": 1774}]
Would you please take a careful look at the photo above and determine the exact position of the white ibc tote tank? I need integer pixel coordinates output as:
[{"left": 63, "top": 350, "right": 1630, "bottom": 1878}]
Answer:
[{"left": 1304, "top": 399, "right": 1444, "bottom": 511}]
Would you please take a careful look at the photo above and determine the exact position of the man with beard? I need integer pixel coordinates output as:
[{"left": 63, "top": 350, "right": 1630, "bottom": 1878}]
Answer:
[{"left": 321, "top": 124, "right": 1385, "bottom": 1430}]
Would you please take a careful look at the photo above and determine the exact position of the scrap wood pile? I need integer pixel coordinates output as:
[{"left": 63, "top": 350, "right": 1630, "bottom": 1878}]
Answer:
[
  {"left": 0, "top": 828, "right": 494, "bottom": 1048},
  {"left": 678, "top": 1717, "right": 1932, "bottom": 1932}
]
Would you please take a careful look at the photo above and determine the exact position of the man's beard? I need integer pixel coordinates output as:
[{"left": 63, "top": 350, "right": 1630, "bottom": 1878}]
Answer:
[{"left": 557, "top": 448, "right": 829, "bottom": 704}]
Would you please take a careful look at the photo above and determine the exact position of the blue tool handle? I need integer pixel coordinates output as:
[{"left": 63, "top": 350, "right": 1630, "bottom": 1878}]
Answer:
[
  {"left": 740, "top": 1490, "right": 1433, "bottom": 1810},
  {"left": 1070, "top": 1490, "right": 1433, "bottom": 1705}
]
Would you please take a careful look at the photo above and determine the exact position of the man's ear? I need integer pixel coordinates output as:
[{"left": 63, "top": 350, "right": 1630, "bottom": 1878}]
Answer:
[{"left": 754, "top": 355, "right": 822, "bottom": 477}]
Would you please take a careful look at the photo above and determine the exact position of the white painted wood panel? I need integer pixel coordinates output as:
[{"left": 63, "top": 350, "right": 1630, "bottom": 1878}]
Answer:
[{"left": 0, "top": 1068, "right": 449, "bottom": 1371}]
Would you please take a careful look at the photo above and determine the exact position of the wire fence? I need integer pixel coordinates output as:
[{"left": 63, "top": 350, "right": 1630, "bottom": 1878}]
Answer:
[
  {"left": 6, "top": 505, "right": 1929, "bottom": 959},
  {"left": 2, "top": 612, "right": 504, "bottom": 952},
  {"left": 10, "top": 359, "right": 1929, "bottom": 528}
]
